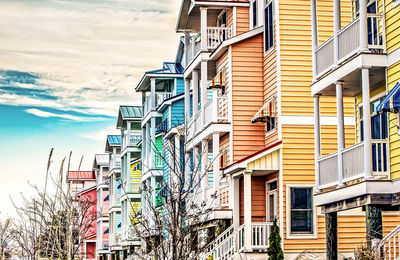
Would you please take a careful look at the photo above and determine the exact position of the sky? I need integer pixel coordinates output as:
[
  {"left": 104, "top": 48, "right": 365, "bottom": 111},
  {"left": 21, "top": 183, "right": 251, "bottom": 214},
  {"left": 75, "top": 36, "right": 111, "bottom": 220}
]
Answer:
[{"left": 0, "top": 0, "right": 181, "bottom": 217}]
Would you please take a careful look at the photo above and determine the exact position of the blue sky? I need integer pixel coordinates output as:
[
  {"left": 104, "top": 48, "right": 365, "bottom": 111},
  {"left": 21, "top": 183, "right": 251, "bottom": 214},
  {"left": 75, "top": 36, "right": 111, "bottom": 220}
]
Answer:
[{"left": 0, "top": 0, "right": 180, "bottom": 216}]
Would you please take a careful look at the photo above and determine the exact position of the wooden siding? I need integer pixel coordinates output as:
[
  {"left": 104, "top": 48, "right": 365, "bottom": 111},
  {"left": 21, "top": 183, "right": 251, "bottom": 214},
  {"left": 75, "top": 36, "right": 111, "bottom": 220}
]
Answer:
[
  {"left": 385, "top": 0, "right": 400, "bottom": 52},
  {"left": 388, "top": 61, "right": 400, "bottom": 179},
  {"left": 220, "top": 133, "right": 231, "bottom": 167},
  {"left": 231, "top": 34, "right": 265, "bottom": 163},
  {"left": 251, "top": 176, "right": 267, "bottom": 222},
  {"left": 236, "top": 6, "right": 250, "bottom": 35}
]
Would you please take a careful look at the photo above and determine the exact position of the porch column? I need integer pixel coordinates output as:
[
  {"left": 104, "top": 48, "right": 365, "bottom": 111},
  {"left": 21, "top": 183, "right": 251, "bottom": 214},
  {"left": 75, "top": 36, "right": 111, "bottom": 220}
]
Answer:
[
  {"left": 184, "top": 79, "right": 191, "bottom": 121},
  {"left": 200, "top": 7, "right": 208, "bottom": 51},
  {"left": 362, "top": 68, "right": 372, "bottom": 178},
  {"left": 202, "top": 140, "right": 209, "bottom": 201},
  {"left": 359, "top": 0, "right": 368, "bottom": 51},
  {"left": 314, "top": 95, "right": 321, "bottom": 192},
  {"left": 311, "top": 0, "right": 318, "bottom": 77},
  {"left": 150, "top": 117, "right": 156, "bottom": 169},
  {"left": 232, "top": 176, "right": 240, "bottom": 228},
  {"left": 127, "top": 121, "right": 131, "bottom": 146},
  {"left": 325, "top": 212, "right": 338, "bottom": 260},
  {"left": 213, "top": 132, "right": 220, "bottom": 192},
  {"left": 185, "top": 152, "right": 191, "bottom": 191},
  {"left": 201, "top": 60, "right": 208, "bottom": 128},
  {"left": 194, "top": 146, "right": 200, "bottom": 194},
  {"left": 243, "top": 171, "right": 252, "bottom": 251},
  {"left": 151, "top": 176, "right": 156, "bottom": 209},
  {"left": 333, "top": 0, "right": 341, "bottom": 65},
  {"left": 142, "top": 123, "right": 146, "bottom": 169},
  {"left": 366, "top": 205, "right": 383, "bottom": 247},
  {"left": 336, "top": 82, "right": 345, "bottom": 187},
  {"left": 193, "top": 70, "right": 199, "bottom": 115},
  {"left": 150, "top": 78, "right": 156, "bottom": 109}
]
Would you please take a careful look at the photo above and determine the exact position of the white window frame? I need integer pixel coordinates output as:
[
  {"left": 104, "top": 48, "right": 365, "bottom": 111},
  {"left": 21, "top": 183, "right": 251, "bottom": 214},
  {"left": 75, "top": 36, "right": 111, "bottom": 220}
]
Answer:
[
  {"left": 264, "top": 0, "right": 275, "bottom": 55},
  {"left": 266, "top": 179, "right": 278, "bottom": 222},
  {"left": 394, "top": 0, "right": 400, "bottom": 8},
  {"left": 285, "top": 183, "right": 317, "bottom": 239},
  {"left": 250, "top": 0, "right": 258, "bottom": 29}
]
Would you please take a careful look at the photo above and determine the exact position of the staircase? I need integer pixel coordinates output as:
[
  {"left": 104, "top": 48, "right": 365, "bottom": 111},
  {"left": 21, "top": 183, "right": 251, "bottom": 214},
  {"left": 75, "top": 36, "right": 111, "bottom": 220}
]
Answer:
[{"left": 377, "top": 225, "right": 400, "bottom": 259}]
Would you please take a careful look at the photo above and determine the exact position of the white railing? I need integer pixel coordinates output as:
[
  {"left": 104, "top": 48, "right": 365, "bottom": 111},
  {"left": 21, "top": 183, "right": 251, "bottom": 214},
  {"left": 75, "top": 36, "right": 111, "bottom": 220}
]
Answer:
[
  {"left": 314, "top": 13, "right": 385, "bottom": 78},
  {"left": 318, "top": 140, "right": 389, "bottom": 189},
  {"left": 204, "top": 99, "right": 213, "bottom": 126},
  {"left": 143, "top": 92, "right": 174, "bottom": 116},
  {"left": 186, "top": 34, "right": 201, "bottom": 66},
  {"left": 213, "top": 224, "right": 245, "bottom": 260},
  {"left": 102, "top": 239, "right": 109, "bottom": 249},
  {"left": 143, "top": 97, "right": 151, "bottom": 116},
  {"left": 207, "top": 26, "right": 233, "bottom": 49},
  {"left": 187, "top": 117, "right": 195, "bottom": 139},
  {"left": 377, "top": 224, "right": 400, "bottom": 259},
  {"left": 155, "top": 92, "right": 174, "bottom": 106},
  {"left": 123, "top": 131, "right": 141, "bottom": 150},
  {"left": 217, "top": 95, "right": 228, "bottom": 121},
  {"left": 110, "top": 155, "right": 121, "bottom": 170},
  {"left": 194, "top": 110, "right": 202, "bottom": 133},
  {"left": 251, "top": 222, "right": 272, "bottom": 249},
  {"left": 122, "top": 226, "right": 140, "bottom": 242}
]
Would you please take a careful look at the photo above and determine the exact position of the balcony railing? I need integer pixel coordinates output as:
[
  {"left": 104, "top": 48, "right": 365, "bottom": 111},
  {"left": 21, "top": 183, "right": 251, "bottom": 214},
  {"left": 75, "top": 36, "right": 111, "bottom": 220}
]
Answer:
[
  {"left": 122, "top": 131, "right": 141, "bottom": 150},
  {"left": 110, "top": 155, "right": 121, "bottom": 170},
  {"left": 109, "top": 233, "right": 121, "bottom": 246},
  {"left": 187, "top": 95, "right": 229, "bottom": 140},
  {"left": 318, "top": 140, "right": 389, "bottom": 189},
  {"left": 185, "top": 26, "right": 233, "bottom": 67},
  {"left": 314, "top": 13, "right": 385, "bottom": 77},
  {"left": 122, "top": 226, "right": 140, "bottom": 242},
  {"left": 143, "top": 92, "right": 174, "bottom": 116}
]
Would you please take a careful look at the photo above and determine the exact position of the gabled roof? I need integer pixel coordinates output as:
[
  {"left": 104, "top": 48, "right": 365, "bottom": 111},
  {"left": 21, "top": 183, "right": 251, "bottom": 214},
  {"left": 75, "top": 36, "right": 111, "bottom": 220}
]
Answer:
[
  {"left": 67, "top": 171, "right": 96, "bottom": 180},
  {"left": 93, "top": 154, "right": 109, "bottom": 169},
  {"left": 135, "top": 62, "right": 183, "bottom": 92},
  {"left": 105, "top": 135, "right": 121, "bottom": 152},
  {"left": 116, "top": 105, "right": 142, "bottom": 129}
]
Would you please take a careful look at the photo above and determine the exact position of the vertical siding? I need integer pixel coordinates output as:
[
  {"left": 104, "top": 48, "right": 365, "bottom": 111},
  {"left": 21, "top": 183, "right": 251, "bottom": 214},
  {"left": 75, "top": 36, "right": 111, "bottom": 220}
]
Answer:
[
  {"left": 236, "top": 6, "right": 250, "bottom": 35},
  {"left": 231, "top": 34, "right": 265, "bottom": 162}
]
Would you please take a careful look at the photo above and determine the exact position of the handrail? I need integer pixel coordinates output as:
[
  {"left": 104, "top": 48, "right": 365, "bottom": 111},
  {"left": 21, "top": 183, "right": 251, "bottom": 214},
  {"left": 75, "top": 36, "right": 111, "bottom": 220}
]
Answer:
[{"left": 337, "top": 17, "right": 360, "bottom": 37}]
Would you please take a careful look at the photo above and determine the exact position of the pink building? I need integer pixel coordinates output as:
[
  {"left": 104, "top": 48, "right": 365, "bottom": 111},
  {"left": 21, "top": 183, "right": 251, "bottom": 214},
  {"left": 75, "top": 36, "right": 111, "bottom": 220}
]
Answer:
[{"left": 78, "top": 186, "right": 97, "bottom": 260}]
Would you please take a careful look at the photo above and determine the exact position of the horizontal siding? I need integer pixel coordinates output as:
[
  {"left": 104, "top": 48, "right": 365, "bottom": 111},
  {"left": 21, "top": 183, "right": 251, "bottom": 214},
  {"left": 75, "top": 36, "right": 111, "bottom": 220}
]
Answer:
[
  {"left": 236, "top": 6, "right": 250, "bottom": 35},
  {"left": 171, "top": 99, "right": 185, "bottom": 128},
  {"left": 385, "top": 0, "right": 400, "bottom": 52},
  {"left": 232, "top": 34, "right": 265, "bottom": 162},
  {"left": 388, "top": 62, "right": 400, "bottom": 179}
]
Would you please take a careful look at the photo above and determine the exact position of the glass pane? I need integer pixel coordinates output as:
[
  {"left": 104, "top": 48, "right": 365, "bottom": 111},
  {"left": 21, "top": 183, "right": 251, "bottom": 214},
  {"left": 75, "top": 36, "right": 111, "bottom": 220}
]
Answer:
[
  {"left": 291, "top": 188, "right": 312, "bottom": 209},
  {"left": 268, "top": 181, "right": 277, "bottom": 191},
  {"left": 264, "top": 7, "right": 268, "bottom": 50},
  {"left": 371, "top": 115, "right": 381, "bottom": 139},
  {"left": 268, "top": 4, "right": 273, "bottom": 48},
  {"left": 372, "top": 143, "right": 377, "bottom": 171},
  {"left": 269, "top": 194, "right": 275, "bottom": 222},
  {"left": 361, "top": 120, "right": 364, "bottom": 141},
  {"left": 382, "top": 113, "right": 388, "bottom": 139},
  {"left": 383, "top": 143, "right": 387, "bottom": 171},
  {"left": 291, "top": 211, "right": 313, "bottom": 233},
  {"left": 253, "top": 1, "right": 257, "bottom": 27},
  {"left": 378, "top": 143, "right": 382, "bottom": 172}
]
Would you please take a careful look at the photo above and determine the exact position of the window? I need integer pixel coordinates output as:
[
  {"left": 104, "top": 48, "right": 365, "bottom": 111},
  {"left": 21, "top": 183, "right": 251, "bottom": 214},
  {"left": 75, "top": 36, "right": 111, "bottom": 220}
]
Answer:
[
  {"left": 251, "top": 0, "right": 257, "bottom": 28},
  {"left": 266, "top": 115, "right": 276, "bottom": 132},
  {"left": 267, "top": 180, "right": 277, "bottom": 222},
  {"left": 264, "top": 0, "right": 274, "bottom": 52},
  {"left": 290, "top": 187, "right": 313, "bottom": 234}
]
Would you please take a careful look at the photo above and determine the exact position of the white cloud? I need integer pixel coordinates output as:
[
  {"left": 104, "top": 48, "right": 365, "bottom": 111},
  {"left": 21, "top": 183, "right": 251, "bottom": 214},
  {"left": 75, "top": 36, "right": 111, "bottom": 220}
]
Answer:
[
  {"left": 80, "top": 126, "right": 119, "bottom": 141},
  {"left": 25, "top": 108, "right": 105, "bottom": 122}
]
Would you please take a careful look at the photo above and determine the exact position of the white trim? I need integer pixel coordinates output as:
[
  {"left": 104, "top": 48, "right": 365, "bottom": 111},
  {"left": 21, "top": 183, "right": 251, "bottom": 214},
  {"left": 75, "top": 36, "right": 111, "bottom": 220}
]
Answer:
[
  {"left": 274, "top": 0, "right": 282, "bottom": 142},
  {"left": 278, "top": 150, "right": 284, "bottom": 243},
  {"left": 388, "top": 46, "right": 400, "bottom": 67},
  {"left": 266, "top": 178, "right": 278, "bottom": 222},
  {"left": 285, "top": 183, "right": 318, "bottom": 240},
  {"left": 229, "top": 46, "right": 234, "bottom": 164},
  {"left": 232, "top": 7, "right": 237, "bottom": 36},
  {"left": 194, "top": 1, "right": 250, "bottom": 7},
  {"left": 280, "top": 115, "right": 355, "bottom": 126}
]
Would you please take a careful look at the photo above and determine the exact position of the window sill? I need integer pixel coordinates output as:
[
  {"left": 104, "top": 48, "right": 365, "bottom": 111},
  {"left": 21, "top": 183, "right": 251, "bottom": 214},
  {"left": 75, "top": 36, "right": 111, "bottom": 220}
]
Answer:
[{"left": 286, "top": 232, "right": 318, "bottom": 240}]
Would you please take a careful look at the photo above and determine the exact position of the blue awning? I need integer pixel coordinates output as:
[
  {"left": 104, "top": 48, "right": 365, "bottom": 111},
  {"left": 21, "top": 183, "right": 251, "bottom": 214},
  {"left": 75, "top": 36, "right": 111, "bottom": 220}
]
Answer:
[
  {"left": 103, "top": 228, "right": 109, "bottom": 234},
  {"left": 377, "top": 82, "right": 400, "bottom": 113}
]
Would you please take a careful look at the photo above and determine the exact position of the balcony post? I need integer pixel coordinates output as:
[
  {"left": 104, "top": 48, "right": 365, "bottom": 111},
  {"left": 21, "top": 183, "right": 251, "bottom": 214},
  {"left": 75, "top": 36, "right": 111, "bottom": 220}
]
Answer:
[
  {"left": 336, "top": 82, "right": 345, "bottom": 187},
  {"left": 231, "top": 176, "right": 240, "bottom": 228},
  {"left": 359, "top": 0, "right": 368, "bottom": 51},
  {"left": 213, "top": 132, "right": 220, "bottom": 192},
  {"left": 311, "top": 0, "right": 318, "bottom": 77},
  {"left": 127, "top": 121, "right": 131, "bottom": 147},
  {"left": 362, "top": 68, "right": 372, "bottom": 178},
  {"left": 127, "top": 150, "right": 131, "bottom": 192},
  {"left": 184, "top": 31, "right": 190, "bottom": 64},
  {"left": 184, "top": 79, "right": 191, "bottom": 121},
  {"left": 194, "top": 145, "right": 200, "bottom": 190},
  {"left": 150, "top": 78, "right": 156, "bottom": 110},
  {"left": 314, "top": 95, "right": 321, "bottom": 192},
  {"left": 212, "top": 89, "right": 218, "bottom": 122},
  {"left": 333, "top": 0, "right": 341, "bottom": 65},
  {"left": 193, "top": 70, "right": 199, "bottom": 116},
  {"left": 202, "top": 140, "right": 209, "bottom": 201},
  {"left": 244, "top": 171, "right": 252, "bottom": 250},
  {"left": 201, "top": 61, "right": 208, "bottom": 129},
  {"left": 200, "top": 7, "right": 208, "bottom": 50},
  {"left": 150, "top": 117, "right": 156, "bottom": 169}
]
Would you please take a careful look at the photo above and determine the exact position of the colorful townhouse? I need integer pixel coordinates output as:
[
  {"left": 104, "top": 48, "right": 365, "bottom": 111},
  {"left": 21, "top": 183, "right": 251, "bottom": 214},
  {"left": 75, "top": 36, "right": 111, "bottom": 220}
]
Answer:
[
  {"left": 105, "top": 135, "right": 123, "bottom": 259},
  {"left": 173, "top": 0, "right": 400, "bottom": 258},
  {"left": 77, "top": 185, "right": 98, "bottom": 260},
  {"left": 93, "top": 154, "right": 111, "bottom": 260},
  {"left": 135, "top": 61, "right": 185, "bottom": 244},
  {"left": 116, "top": 105, "right": 142, "bottom": 256},
  {"left": 310, "top": 0, "right": 400, "bottom": 258}
]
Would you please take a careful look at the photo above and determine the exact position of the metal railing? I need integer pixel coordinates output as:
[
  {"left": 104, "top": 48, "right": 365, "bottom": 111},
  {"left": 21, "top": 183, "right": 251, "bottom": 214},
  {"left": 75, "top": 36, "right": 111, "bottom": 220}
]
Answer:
[{"left": 314, "top": 13, "right": 385, "bottom": 77}]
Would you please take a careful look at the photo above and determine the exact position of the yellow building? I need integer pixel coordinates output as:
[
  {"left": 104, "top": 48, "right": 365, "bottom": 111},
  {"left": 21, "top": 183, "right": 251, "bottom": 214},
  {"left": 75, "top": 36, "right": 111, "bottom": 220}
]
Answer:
[{"left": 311, "top": 0, "right": 400, "bottom": 257}]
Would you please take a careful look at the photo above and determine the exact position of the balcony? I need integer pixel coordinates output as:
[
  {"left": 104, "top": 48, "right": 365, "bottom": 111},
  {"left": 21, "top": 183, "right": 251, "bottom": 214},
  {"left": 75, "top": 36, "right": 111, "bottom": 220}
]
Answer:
[
  {"left": 110, "top": 194, "right": 121, "bottom": 207},
  {"left": 122, "top": 226, "right": 141, "bottom": 245},
  {"left": 185, "top": 26, "right": 233, "bottom": 67},
  {"left": 110, "top": 155, "right": 121, "bottom": 171},
  {"left": 314, "top": 13, "right": 385, "bottom": 79},
  {"left": 187, "top": 95, "right": 229, "bottom": 141},
  {"left": 318, "top": 139, "right": 389, "bottom": 189},
  {"left": 143, "top": 92, "right": 174, "bottom": 116},
  {"left": 122, "top": 131, "right": 141, "bottom": 151},
  {"left": 109, "top": 233, "right": 121, "bottom": 247}
]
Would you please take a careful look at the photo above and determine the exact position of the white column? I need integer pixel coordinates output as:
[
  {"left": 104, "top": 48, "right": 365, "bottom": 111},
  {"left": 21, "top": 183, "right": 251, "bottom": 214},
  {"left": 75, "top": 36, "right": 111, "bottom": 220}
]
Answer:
[
  {"left": 150, "top": 117, "right": 156, "bottom": 169},
  {"left": 212, "top": 89, "right": 218, "bottom": 122},
  {"left": 243, "top": 171, "right": 252, "bottom": 250},
  {"left": 142, "top": 124, "right": 146, "bottom": 169},
  {"left": 193, "top": 146, "right": 200, "bottom": 195},
  {"left": 333, "top": 0, "right": 341, "bottom": 65},
  {"left": 185, "top": 152, "right": 191, "bottom": 191},
  {"left": 362, "top": 68, "right": 372, "bottom": 178},
  {"left": 311, "top": 0, "right": 318, "bottom": 77},
  {"left": 200, "top": 7, "right": 208, "bottom": 50},
  {"left": 359, "top": 0, "right": 368, "bottom": 51},
  {"left": 127, "top": 121, "right": 131, "bottom": 147},
  {"left": 202, "top": 140, "right": 209, "bottom": 201},
  {"left": 151, "top": 78, "right": 156, "bottom": 109},
  {"left": 184, "top": 31, "right": 190, "bottom": 65},
  {"left": 314, "top": 95, "right": 321, "bottom": 192},
  {"left": 201, "top": 61, "right": 208, "bottom": 128},
  {"left": 336, "top": 82, "right": 345, "bottom": 187},
  {"left": 232, "top": 176, "right": 240, "bottom": 228},
  {"left": 213, "top": 132, "right": 220, "bottom": 192},
  {"left": 193, "top": 70, "right": 199, "bottom": 115},
  {"left": 151, "top": 177, "right": 156, "bottom": 209},
  {"left": 127, "top": 151, "right": 131, "bottom": 192},
  {"left": 184, "top": 79, "right": 191, "bottom": 120}
]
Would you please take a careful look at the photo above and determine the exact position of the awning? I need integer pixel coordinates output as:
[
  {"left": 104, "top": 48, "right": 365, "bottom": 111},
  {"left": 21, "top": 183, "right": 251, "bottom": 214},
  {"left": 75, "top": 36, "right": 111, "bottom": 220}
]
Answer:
[
  {"left": 208, "top": 68, "right": 226, "bottom": 89},
  {"left": 251, "top": 96, "right": 276, "bottom": 123},
  {"left": 377, "top": 82, "right": 400, "bottom": 113}
]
